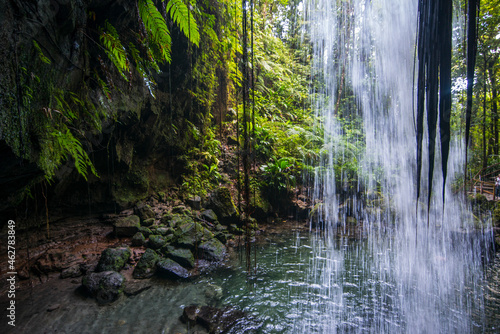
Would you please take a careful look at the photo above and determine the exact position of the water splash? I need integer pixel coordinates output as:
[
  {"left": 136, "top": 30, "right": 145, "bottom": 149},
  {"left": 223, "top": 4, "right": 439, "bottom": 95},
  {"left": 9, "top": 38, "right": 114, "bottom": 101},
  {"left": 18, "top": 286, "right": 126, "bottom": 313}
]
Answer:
[{"left": 301, "top": 0, "right": 494, "bottom": 332}]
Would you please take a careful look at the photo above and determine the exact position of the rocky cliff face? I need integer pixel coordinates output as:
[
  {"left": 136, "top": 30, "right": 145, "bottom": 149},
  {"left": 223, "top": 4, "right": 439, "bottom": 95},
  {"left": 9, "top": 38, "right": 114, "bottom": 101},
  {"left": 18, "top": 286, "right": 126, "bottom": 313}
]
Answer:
[{"left": 0, "top": 0, "right": 228, "bottom": 218}]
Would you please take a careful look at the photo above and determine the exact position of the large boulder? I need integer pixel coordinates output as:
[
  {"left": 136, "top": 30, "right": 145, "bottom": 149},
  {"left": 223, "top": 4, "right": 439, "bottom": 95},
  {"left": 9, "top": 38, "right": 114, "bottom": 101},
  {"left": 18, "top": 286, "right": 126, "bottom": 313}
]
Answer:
[
  {"left": 164, "top": 246, "right": 195, "bottom": 269},
  {"left": 156, "top": 258, "right": 190, "bottom": 279},
  {"left": 148, "top": 234, "right": 168, "bottom": 250},
  {"left": 207, "top": 188, "right": 239, "bottom": 225},
  {"left": 198, "top": 239, "right": 226, "bottom": 262},
  {"left": 200, "top": 209, "right": 218, "bottom": 223},
  {"left": 131, "top": 232, "right": 146, "bottom": 246},
  {"left": 114, "top": 215, "right": 140, "bottom": 237},
  {"left": 82, "top": 271, "right": 124, "bottom": 304},
  {"left": 96, "top": 247, "right": 131, "bottom": 272},
  {"left": 134, "top": 204, "right": 155, "bottom": 222},
  {"left": 173, "top": 220, "right": 214, "bottom": 250},
  {"left": 133, "top": 249, "right": 159, "bottom": 279}
]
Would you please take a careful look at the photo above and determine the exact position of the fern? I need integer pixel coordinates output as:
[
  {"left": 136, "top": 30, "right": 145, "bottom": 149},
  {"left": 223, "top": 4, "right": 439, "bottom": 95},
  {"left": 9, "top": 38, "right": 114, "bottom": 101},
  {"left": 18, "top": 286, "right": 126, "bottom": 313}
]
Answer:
[
  {"left": 165, "top": 0, "right": 200, "bottom": 47},
  {"left": 139, "top": 0, "right": 172, "bottom": 63},
  {"left": 99, "top": 21, "right": 129, "bottom": 80}
]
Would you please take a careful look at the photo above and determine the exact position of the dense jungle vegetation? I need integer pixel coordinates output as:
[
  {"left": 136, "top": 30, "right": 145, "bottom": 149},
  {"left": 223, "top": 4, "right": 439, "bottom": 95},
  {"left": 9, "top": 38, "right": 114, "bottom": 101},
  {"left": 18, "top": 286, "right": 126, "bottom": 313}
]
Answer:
[{"left": 0, "top": 0, "right": 499, "bottom": 222}]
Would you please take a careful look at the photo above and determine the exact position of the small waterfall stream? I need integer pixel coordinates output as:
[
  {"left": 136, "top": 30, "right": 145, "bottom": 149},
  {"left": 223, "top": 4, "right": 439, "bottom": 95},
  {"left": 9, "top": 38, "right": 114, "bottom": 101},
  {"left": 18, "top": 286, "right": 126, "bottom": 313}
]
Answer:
[{"left": 301, "top": 0, "right": 494, "bottom": 332}]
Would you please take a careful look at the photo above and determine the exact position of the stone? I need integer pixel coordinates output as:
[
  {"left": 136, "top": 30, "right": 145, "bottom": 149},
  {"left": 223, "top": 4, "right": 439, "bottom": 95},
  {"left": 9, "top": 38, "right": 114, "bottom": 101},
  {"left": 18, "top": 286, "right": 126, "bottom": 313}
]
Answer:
[
  {"left": 148, "top": 234, "right": 168, "bottom": 250},
  {"left": 207, "top": 187, "right": 239, "bottom": 225},
  {"left": 156, "top": 258, "right": 190, "bottom": 279},
  {"left": 181, "top": 305, "right": 249, "bottom": 334},
  {"left": 114, "top": 215, "right": 140, "bottom": 237},
  {"left": 60, "top": 264, "right": 82, "bottom": 279},
  {"left": 123, "top": 281, "right": 152, "bottom": 297},
  {"left": 172, "top": 205, "right": 191, "bottom": 215},
  {"left": 198, "top": 239, "right": 226, "bottom": 262},
  {"left": 82, "top": 271, "right": 125, "bottom": 305},
  {"left": 200, "top": 209, "right": 218, "bottom": 223},
  {"left": 156, "top": 227, "right": 173, "bottom": 236},
  {"left": 142, "top": 218, "right": 155, "bottom": 227},
  {"left": 47, "top": 304, "right": 60, "bottom": 312},
  {"left": 214, "top": 231, "right": 228, "bottom": 244},
  {"left": 133, "top": 249, "right": 159, "bottom": 279},
  {"left": 134, "top": 204, "right": 155, "bottom": 222},
  {"left": 138, "top": 226, "right": 153, "bottom": 237},
  {"left": 204, "top": 283, "right": 223, "bottom": 301},
  {"left": 164, "top": 246, "right": 195, "bottom": 269},
  {"left": 96, "top": 247, "right": 131, "bottom": 272},
  {"left": 131, "top": 232, "right": 146, "bottom": 246},
  {"left": 187, "top": 196, "right": 202, "bottom": 210}
]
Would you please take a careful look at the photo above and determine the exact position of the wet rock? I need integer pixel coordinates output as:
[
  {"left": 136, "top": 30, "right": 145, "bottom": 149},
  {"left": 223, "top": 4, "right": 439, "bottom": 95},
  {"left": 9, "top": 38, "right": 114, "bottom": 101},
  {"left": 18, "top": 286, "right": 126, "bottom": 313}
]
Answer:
[
  {"left": 156, "top": 258, "right": 190, "bottom": 279},
  {"left": 156, "top": 227, "right": 173, "bottom": 236},
  {"left": 187, "top": 196, "right": 202, "bottom": 210},
  {"left": 160, "top": 213, "right": 173, "bottom": 226},
  {"left": 164, "top": 246, "right": 195, "bottom": 269},
  {"left": 123, "top": 281, "right": 152, "bottom": 297},
  {"left": 198, "top": 239, "right": 226, "bottom": 262},
  {"left": 207, "top": 187, "right": 239, "bottom": 225},
  {"left": 60, "top": 264, "right": 82, "bottom": 279},
  {"left": 131, "top": 232, "right": 146, "bottom": 246},
  {"left": 133, "top": 249, "right": 159, "bottom": 279},
  {"left": 96, "top": 247, "right": 131, "bottom": 272},
  {"left": 204, "top": 283, "right": 223, "bottom": 301},
  {"left": 134, "top": 204, "right": 155, "bottom": 222},
  {"left": 114, "top": 215, "right": 140, "bottom": 237},
  {"left": 138, "top": 226, "right": 153, "bottom": 237},
  {"left": 172, "top": 205, "right": 191, "bottom": 215},
  {"left": 142, "top": 217, "right": 155, "bottom": 227},
  {"left": 148, "top": 234, "right": 168, "bottom": 250},
  {"left": 181, "top": 305, "right": 250, "bottom": 334},
  {"left": 82, "top": 271, "right": 125, "bottom": 305},
  {"left": 47, "top": 304, "right": 60, "bottom": 312},
  {"left": 201, "top": 209, "right": 218, "bottom": 223}
]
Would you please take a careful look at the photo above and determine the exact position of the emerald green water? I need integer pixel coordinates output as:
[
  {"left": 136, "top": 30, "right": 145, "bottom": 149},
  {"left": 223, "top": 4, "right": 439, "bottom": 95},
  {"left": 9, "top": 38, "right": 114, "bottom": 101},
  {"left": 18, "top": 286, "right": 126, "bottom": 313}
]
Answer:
[{"left": 6, "top": 225, "right": 500, "bottom": 333}]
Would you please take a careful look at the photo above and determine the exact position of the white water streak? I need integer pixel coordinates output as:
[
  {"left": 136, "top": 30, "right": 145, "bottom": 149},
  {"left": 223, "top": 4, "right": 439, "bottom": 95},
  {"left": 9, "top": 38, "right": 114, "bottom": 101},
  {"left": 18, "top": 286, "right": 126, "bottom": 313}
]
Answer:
[{"left": 297, "top": 0, "right": 494, "bottom": 332}]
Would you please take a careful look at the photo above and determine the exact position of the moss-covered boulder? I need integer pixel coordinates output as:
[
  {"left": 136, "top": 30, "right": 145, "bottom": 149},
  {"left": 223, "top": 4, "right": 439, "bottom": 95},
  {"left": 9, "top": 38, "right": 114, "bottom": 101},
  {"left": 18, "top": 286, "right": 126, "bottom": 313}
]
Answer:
[
  {"left": 198, "top": 239, "right": 226, "bottom": 262},
  {"left": 131, "top": 232, "right": 146, "bottom": 246},
  {"left": 156, "top": 227, "right": 174, "bottom": 236},
  {"left": 138, "top": 226, "right": 153, "bottom": 237},
  {"left": 82, "top": 271, "right": 125, "bottom": 304},
  {"left": 160, "top": 213, "right": 173, "bottom": 226},
  {"left": 208, "top": 187, "right": 239, "bottom": 225},
  {"left": 172, "top": 205, "right": 191, "bottom": 215},
  {"left": 148, "top": 235, "right": 168, "bottom": 250},
  {"left": 156, "top": 258, "right": 190, "bottom": 279},
  {"left": 134, "top": 204, "right": 155, "bottom": 222},
  {"left": 142, "top": 218, "right": 155, "bottom": 227},
  {"left": 114, "top": 215, "right": 140, "bottom": 237},
  {"left": 96, "top": 247, "right": 131, "bottom": 272},
  {"left": 163, "top": 246, "right": 195, "bottom": 269},
  {"left": 133, "top": 249, "right": 159, "bottom": 279},
  {"left": 201, "top": 209, "right": 218, "bottom": 223},
  {"left": 173, "top": 221, "right": 214, "bottom": 249}
]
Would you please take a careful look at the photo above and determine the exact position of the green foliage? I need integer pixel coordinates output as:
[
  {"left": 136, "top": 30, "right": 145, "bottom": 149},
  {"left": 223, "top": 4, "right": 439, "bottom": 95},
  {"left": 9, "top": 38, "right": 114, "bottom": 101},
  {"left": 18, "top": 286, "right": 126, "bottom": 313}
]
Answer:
[
  {"left": 139, "top": 0, "right": 172, "bottom": 63},
  {"left": 100, "top": 21, "right": 129, "bottom": 80},
  {"left": 180, "top": 125, "right": 222, "bottom": 197},
  {"left": 166, "top": 0, "right": 200, "bottom": 47},
  {"left": 260, "top": 157, "right": 296, "bottom": 193}
]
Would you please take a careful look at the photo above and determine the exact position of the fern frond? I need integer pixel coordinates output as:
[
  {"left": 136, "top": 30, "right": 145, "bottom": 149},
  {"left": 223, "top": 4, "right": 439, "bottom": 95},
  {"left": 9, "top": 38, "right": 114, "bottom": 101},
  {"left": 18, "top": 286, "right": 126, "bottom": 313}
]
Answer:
[
  {"left": 165, "top": 0, "right": 200, "bottom": 47},
  {"left": 99, "top": 21, "right": 129, "bottom": 80},
  {"left": 139, "top": 0, "right": 172, "bottom": 63}
]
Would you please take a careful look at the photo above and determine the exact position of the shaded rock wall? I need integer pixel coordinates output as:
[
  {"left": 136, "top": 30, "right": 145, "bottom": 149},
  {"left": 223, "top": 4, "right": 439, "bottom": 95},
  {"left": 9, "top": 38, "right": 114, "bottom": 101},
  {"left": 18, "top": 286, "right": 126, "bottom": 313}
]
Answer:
[{"left": 0, "top": 0, "right": 229, "bottom": 218}]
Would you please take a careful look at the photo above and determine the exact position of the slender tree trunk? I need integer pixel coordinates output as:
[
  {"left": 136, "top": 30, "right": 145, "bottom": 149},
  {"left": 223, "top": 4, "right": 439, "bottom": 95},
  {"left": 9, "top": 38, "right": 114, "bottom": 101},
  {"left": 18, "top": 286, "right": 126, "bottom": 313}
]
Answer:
[
  {"left": 483, "top": 56, "right": 488, "bottom": 170},
  {"left": 489, "top": 62, "right": 499, "bottom": 155}
]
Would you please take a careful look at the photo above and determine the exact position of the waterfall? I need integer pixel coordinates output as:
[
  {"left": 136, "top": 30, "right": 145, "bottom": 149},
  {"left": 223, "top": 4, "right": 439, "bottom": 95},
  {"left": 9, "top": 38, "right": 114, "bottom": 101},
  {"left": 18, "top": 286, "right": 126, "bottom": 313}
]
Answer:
[{"left": 298, "top": 0, "right": 494, "bottom": 332}]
